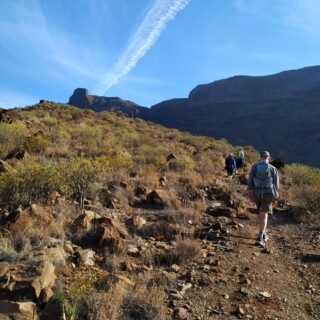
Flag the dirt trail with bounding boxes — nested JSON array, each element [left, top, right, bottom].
[[177, 184, 320, 320]]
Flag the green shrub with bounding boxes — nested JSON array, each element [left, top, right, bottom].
[[169, 155, 194, 172], [25, 134, 51, 153], [0, 121, 28, 159], [0, 160, 60, 212], [136, 144, 168, 169], [286, 164, 320, 217], [285, 164, 320, 186], [293, 184, 320, 215]]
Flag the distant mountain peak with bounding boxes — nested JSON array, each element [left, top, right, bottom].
[[68, 88, 149, 116]]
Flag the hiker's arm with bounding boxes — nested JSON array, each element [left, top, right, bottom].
[[273, 168, 280, 198], [247, 165, 255, 200]]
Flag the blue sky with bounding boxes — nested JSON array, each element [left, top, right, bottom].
[[1, 0, 320, 108]]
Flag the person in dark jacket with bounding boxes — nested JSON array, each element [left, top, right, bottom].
[[247, 151, 279, 245], [225, 153, 236, 177]]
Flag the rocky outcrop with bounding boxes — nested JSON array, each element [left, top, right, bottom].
[[0, 260, 56, 301], [0, 300, 37, 320], [68, 88, 149, 117]]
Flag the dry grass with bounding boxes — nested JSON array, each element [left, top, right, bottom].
[[155, 238, 201, 266], [79, 281, 167, 320], [119, 284, 167, 320]]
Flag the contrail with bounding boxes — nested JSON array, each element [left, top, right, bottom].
[[94, 0, 191, 95]]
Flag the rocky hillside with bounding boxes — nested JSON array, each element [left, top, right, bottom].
[[68, 66, 320, 167], [0, 103, 319, 320]]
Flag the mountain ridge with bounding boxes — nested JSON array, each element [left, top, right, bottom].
[[68, 66, 320, 166]]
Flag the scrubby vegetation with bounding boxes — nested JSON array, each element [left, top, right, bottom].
[[0, 102, 257, 216], [284, 164, 320, 221], [0, 102, 318, 319]]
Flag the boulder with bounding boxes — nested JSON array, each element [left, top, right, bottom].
[[173, 307, 188, 319], [74, 248, 95, 266], [119, 181, 128, 189], [167, 153, 177, 162], [38, 287, 54, 304], [159, 176, 167, 186], [1, 209, 31, 236], [98, 188, 115, 208], [129, 171, 138, 178], [127, 245, 140, 257], [42, 298, 63, 320], [0, 301, 37, 320], [72, 210, 101, 234], [134, 186, 148, 197], [0, 263, 10, 278], [127, 216, 147, 229], [81, 217, 128, 253], [44, 246, 68, 267], [4, 148, 26, 161], [146, 190, 167, 207], [0, 261, 56, 301], [96, 218, 128, 252], [205, 206, 237, 218]]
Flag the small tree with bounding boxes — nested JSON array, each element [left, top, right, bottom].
[[63, 157, 102, 212]]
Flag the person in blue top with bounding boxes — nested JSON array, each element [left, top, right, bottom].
[[236, 149, 245, 171], [247, 151, 279, 245], [225, 153, 236, 177]]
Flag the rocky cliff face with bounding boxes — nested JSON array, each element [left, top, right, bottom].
[[146, 66, 320, 166], [68, 66, 320, 166], [68, 88, 149, 117]]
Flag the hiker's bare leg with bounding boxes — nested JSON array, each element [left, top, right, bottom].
[[259, 212, 268, 234]]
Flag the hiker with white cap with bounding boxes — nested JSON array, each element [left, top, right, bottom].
[[247, 151, 279, 245], [225, 153, 236, 177]]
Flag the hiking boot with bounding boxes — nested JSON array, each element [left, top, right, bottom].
[[256, 232, 264, 245], [263, 233, 269, 242]]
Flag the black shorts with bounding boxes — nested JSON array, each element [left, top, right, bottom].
[[236, 158, 243, 168], [226, 167, 234, 176]]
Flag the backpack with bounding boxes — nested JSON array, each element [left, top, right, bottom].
[[253, 162, 272, 189], [226, 156, 235, 168]]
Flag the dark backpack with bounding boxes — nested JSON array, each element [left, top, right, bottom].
[[226, 156, 235, 168]]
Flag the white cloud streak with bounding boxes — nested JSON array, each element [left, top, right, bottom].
[[0, 0, 103, 81], [93, 0, 191, 95]]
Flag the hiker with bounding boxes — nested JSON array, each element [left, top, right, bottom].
[[225, 153, 236, 177], [236, 149, 245, 171], [247, 151, 279, 245]]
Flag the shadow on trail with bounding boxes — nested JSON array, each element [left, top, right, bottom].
[[229, 234, 258, 247], [230, 234, 256, 241], [269, 208, 301, 227]]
